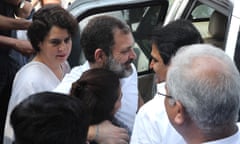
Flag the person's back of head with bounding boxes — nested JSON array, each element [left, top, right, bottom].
[[10, 92, 90, 144], [70, 68, 121, 124], [80, 15, 131, 63], [166, 44, 240, 141], [151, 19, 203, 65]]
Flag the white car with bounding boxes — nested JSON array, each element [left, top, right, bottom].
[[165, 0, 240, 71]]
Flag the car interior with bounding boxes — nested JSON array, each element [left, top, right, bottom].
[[187, 4, 228, 50], [204, 10, 227, 49]]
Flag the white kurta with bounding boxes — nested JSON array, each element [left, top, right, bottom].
[[4, 61, 69, 144], [54, 61, 138, 132], [130, 82, 185, 144], [202, 124, 240, 144]]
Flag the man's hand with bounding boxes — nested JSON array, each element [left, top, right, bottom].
[[89, 120, 129, 144], [15, 39, 35, 56]]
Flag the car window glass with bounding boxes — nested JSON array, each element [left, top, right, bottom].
[[190, 5, 214, 39], [167, 0, 175, 13], [187, 3, 227, 50], [78, 5, 165, 73], [192, 5, 214, 19]]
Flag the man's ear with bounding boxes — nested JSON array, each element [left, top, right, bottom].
[[94, 48, 107, 63], [173, 101, 185, 125]]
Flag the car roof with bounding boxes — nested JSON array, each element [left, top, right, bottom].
[[68, 0, 168, 21]]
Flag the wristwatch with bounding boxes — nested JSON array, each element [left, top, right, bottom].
[[18, 0, 26, 9]]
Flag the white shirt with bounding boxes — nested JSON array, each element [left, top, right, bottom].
[[130, 82, 185, 144], [202, 124, 240, 144], [54, 61, 138, 132], [4, 61, 69, 144], [53, 61, 90, 94]]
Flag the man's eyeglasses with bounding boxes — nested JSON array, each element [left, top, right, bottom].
[[157, 92, 173, 99]]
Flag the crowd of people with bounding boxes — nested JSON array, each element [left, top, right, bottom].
[[1, 0, 240, 144]]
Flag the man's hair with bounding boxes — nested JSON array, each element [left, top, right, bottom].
[[151, 19, 203, 65], [80, 15, 131, 63], [27, 4, 78, 51], [10, 92, 90, 144], [70, 68, 120, 124], [167, 44, 240, 135]]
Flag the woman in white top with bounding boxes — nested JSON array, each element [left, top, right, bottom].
[[4, 5, 78, 144]]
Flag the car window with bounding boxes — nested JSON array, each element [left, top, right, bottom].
[[78, 5, 166, 73], [184, 3, 227, 50], [190, 5, 214, 39], [167, 0, 175, 13], [192, 5, 214, 19]]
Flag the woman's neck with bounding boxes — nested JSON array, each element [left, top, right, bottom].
[[33, 55, 64, 80]]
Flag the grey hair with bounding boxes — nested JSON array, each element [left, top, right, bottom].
[[166, 44, 240, 135]]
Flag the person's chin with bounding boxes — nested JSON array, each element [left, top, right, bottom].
[[126, 62, 132, 67], [123, 68, 133, 78]]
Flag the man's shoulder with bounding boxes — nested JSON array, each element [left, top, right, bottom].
[[53, 62, 90, 94], [137, 96, 165, 118]]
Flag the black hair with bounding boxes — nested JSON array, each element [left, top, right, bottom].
[[151, 19, 203, 65], [80, 15, 130, 63], [70, 68, 120, 124], [27, 4, 78, 52], [11, 92, 90, 144]]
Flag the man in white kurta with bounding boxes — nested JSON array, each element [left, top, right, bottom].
[[130, 19, 203, 143], [54, 61, 138, 132], [202, 127, 240, 144], [130, 83, 185, 144]]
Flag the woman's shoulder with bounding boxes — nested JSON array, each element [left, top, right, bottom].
[[14, 61, 53, 82], [17, 61, 50, 74]]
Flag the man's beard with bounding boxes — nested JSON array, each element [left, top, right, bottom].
[[106, 56, 133, 78]]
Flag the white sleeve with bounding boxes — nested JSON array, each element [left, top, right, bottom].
[[53, 65, 87, 94], [130, 101, 162, 144]]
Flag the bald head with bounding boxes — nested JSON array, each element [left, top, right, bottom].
[[191, 55, 229, 87], [166, 44, 240, 134]]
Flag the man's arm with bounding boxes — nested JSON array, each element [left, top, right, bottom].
[[88, 120, 129, 144], [0, 15, 31, 30], [31, 0, 39, 7], [0, 35, 34, 56], [15, 0, 33, 19], [4, 0, 21, 6]]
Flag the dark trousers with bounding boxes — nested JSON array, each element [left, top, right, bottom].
[[0, 55, 19, 144]]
